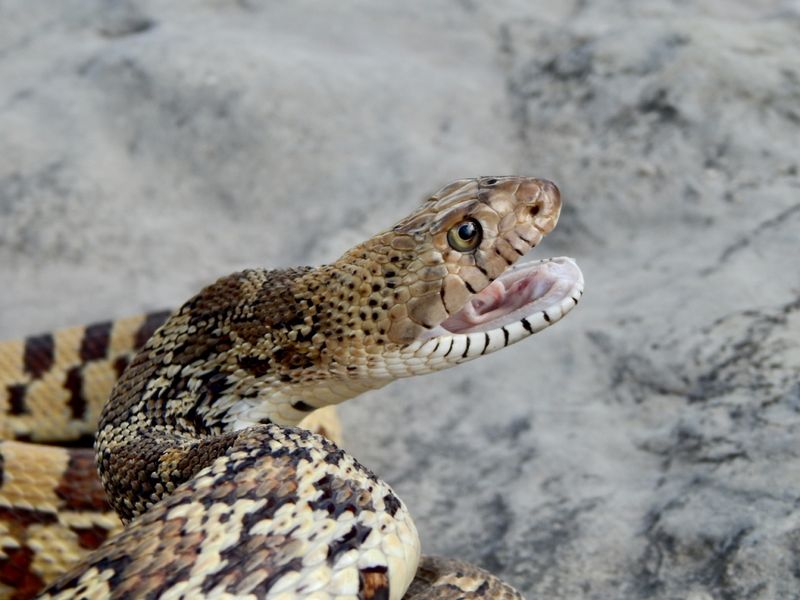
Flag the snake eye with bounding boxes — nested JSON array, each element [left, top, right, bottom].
[[447, 219, 482, 252]]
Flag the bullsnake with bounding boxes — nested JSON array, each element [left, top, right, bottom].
[[0, 176, 584, 599]]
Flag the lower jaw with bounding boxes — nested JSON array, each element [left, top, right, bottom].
[[387, 257, 584, 373]]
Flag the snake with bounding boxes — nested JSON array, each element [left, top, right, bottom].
[[0, 176, 584, 599]]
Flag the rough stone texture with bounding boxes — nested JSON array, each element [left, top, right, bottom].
[[1, 1, 799, 598]]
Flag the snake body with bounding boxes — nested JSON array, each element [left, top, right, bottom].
[[0, 176, 583, 599]]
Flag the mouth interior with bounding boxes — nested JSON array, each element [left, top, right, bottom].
[[434, 257, 583, 336]]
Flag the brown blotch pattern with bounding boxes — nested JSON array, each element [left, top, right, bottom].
[[54, 449, 110, 513], [23, 334, 54, 380], [79, 322, 113, 363]]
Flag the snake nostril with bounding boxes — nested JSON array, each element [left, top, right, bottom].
[[530, 204, 541, 217]]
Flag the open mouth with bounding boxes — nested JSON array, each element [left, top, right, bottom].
[[441, 257, 583, 334], [411, 257, 584, 360]]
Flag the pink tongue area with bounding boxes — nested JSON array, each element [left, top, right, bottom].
[[424, 258, 582, 338], [440, 272, 550, 334]]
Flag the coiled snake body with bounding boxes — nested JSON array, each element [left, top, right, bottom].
[[0, 177, 584, 599]]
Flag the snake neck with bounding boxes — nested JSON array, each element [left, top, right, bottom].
[[100, 266, 399, 438], [94, 261, 414, 520]]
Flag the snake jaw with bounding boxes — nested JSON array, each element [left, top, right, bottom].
[[399, 256, 584, 370], [436, 257, 583, 335]]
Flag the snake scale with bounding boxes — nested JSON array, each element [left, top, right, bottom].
[[0, 176, 584, 599]]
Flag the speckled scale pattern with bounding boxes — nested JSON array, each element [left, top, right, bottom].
[[43, 427, 418, 599]]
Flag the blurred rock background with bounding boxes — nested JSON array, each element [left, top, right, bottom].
[[1, 1, 799, 597]]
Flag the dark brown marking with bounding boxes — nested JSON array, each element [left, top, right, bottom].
[[64, 366, 86, 420], [359, 565, 390, 600], [481, 332, 490, 355], [329, 523, 373, 563], [113, 355, 130, 378], [237, 354, 271, 377], [0, 506, 58, 528], [229, 270, 312, 346], [324, 447, 346, 466], [79, 321, 113, 362], [543, 311, 551, 322], [382, 493, 401, 517], [56, 433, 96, 449], [0, 546, 46, 599], [502, 326, 510, 346], [462, 336, 471, 358], [54, 448, 111, 512], [310, 475, 370, 520], [443, 338, 455, 358], [23, 333, 54, 379], [7, 384, 27, 416], [73, 525, 111, 550], [521, 318, 533, 333], [292, 401, 315, 412], [134, 310, 171, 349]]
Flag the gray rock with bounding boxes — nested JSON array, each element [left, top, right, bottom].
[[1, 1, 798, 598]]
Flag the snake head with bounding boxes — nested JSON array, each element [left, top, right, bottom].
[[336, 176, 584, 374]]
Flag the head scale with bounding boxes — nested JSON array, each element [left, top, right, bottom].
[[329, 176, 563, 349]]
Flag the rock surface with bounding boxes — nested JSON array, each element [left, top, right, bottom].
[[1, 1, 799, 598]]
